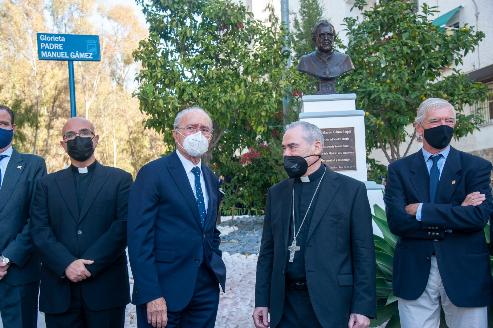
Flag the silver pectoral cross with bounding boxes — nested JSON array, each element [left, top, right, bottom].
[[288, 239, 301, 263]]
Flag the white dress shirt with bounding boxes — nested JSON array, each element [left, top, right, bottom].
[[176, 150, 209, 211]]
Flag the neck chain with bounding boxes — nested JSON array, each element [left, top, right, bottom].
[[288, 166, 326, 262]]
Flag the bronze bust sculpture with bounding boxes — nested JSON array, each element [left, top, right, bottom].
[[297, 20, 354, 94]]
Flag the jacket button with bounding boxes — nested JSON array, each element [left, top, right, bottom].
[[77, 230, 83, 235]]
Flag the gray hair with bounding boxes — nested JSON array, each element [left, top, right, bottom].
[[173, 106, 213, 129], [415, 98, 456, 124], [285, 121, 324, 148]]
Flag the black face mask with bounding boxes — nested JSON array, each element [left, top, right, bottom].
[[423, 125, 454, 150], [283, 155, 321, 179], [67, 136, 95, 162]]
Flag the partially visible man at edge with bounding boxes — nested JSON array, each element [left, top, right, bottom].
[[0, 105, 46, 328]]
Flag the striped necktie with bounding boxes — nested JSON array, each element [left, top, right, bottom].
[[191, 166, 207, 226], [429, 154, 442, 203]]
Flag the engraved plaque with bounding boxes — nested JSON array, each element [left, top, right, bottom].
[[321, 127, 356, 171]]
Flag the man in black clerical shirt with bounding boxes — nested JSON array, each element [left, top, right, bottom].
[[253, 121, 375, 328], [297, 20, 354, 94], [31, 117, 132, 328]]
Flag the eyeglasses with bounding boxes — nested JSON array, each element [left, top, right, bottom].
[[176, 124, 213, 136], [63, 128, 94, 141]]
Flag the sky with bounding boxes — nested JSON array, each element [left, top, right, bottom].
[[106, 0, 146, 26]]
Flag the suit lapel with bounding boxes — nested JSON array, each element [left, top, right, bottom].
[[79, 162, 109, 222], [0, 150, 24, 211], [306, 168, 341, 242], [55, 168, 79, 222], [202, 165, 217, 229], [409, 150, 430, 202], [436, 147, 462, 204], [167, 152, 202, 228], [279, 179, 294, 252]]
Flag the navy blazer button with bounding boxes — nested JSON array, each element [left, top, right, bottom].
[[77, 230, 83, 235]]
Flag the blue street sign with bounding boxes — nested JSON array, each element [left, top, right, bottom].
[[37, 33, 101, 62], [37, 33, 101, 117]]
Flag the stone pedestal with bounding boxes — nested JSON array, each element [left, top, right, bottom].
[[299, 93, 384, 236], [300, 93, 367, 181]]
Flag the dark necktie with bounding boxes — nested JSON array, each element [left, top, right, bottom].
[[429, 154, 442, 203], [0, 155, 8, 188], [191, 166, 206, 226]]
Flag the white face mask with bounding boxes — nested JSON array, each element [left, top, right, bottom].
[[182, 132, 209, 157]]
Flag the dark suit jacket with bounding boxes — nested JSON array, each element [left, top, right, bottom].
[[255, 167, 376, 328], [128, 151, 226, 311], [0, 149, 46, 286], [30, 162, 132, 313], [385, 147, 493, 307]]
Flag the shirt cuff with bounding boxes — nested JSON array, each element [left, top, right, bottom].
[[416, 203, 423, 221]]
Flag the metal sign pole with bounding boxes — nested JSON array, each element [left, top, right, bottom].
[[68, 60, 77, 117]]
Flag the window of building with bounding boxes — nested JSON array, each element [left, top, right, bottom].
[[473, 83, 493, 126]]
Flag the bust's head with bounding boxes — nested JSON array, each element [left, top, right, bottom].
[[312, 20, 335, 54]]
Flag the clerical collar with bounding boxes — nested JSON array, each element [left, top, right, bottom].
[[71, 161, 97, 174], [298, 164, 325, 183], [316, 49, 334, 63]]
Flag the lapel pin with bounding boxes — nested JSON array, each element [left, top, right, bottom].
[[17, 165, 22, 170], [451, 180, 456, 185]]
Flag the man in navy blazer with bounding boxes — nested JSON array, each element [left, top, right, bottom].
[[128, 106, 226, 328], [0, 105, 46, 328], [385, 98, 493, 327]]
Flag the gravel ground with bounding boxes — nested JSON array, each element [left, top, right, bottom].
[[218, 215, 264, 255]]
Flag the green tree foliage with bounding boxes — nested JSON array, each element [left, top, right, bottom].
[[292, 0, 323, 59], [134, 0, 293, 212], [340, 0, 489, 163]]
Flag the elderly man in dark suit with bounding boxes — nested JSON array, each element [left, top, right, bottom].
[[128, 106, 225, 328], [0, 105, 46, 328], [30, 117, 132, 328], [385, 98, 493, 327], [253, 121, 375, 328]]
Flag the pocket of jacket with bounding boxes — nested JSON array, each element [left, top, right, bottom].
[[337, 273, 353, 286], [155, 249, 176, 263]]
